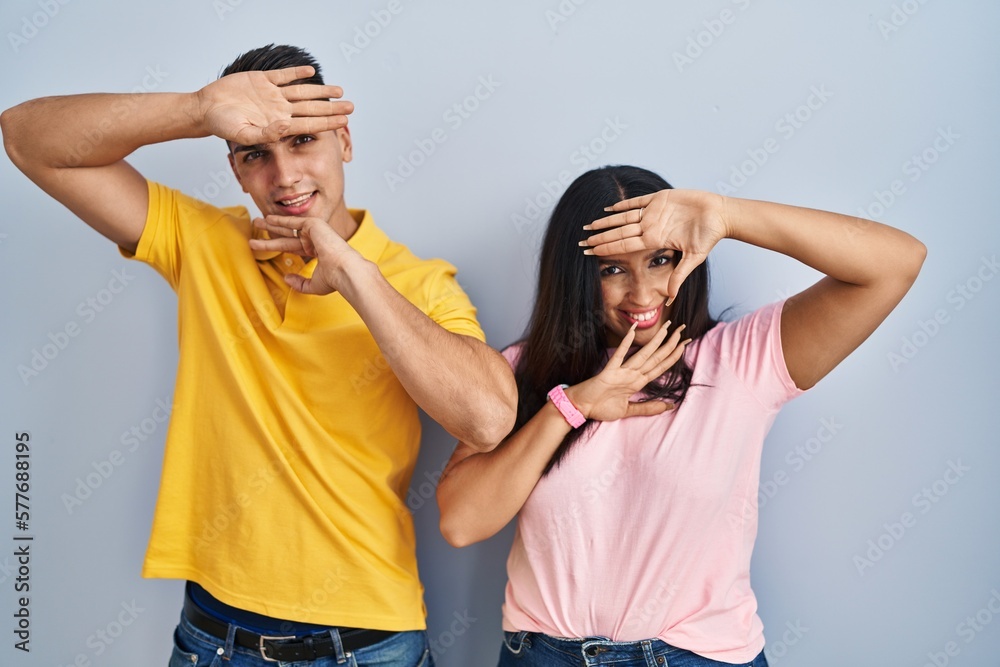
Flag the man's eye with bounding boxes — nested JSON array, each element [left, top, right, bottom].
[[295, 135, 315, 145], [244, 151, 263, 163]]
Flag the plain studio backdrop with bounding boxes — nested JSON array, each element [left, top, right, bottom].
[[1, 1, 998, 666]]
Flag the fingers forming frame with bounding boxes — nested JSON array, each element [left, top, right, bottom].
[[607, 322, 639, 368]]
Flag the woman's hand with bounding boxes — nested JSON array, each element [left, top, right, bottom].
[[566, 320, 690, 421], [582, 189, 731, 303]]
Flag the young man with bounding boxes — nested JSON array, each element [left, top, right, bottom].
[[1, 44, 516, 666]]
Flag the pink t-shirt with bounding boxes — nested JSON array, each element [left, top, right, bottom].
[[501, 300, 804, 663]]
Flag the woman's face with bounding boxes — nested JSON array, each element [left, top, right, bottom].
[[598, 247, 677, 347]]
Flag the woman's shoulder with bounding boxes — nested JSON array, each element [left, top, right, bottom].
[[500, 341, 525, 369]]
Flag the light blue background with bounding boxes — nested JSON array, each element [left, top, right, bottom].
[[1, 1, 998, 665]]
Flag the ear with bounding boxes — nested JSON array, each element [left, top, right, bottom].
[[227, 150, 248, 193], [337, 127, 353, 163]]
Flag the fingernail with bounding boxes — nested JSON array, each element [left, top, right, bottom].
[[665, 297, 675, 307], [663, 320, 672, 328], [583, 249, 594, 256], [582, 224, 592, 231], [603, 206, 613, 212], [578, 240, 589, 247]]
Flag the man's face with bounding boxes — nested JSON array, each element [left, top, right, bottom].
[[227, 127, 353, 224]]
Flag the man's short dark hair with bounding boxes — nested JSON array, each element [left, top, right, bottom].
[[220, 43, 324, 85]]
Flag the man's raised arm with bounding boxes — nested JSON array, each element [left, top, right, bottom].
[[1, 66, 351, 254]]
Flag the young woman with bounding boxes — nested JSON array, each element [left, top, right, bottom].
[[436, 165, 925, 666]]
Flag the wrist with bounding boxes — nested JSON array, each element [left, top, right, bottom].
[[184, 91, 212, 138], [561, 384, 592, 421], [548, 385, 587, 428], [719, 193, 743, 241], [334, 254, 379, 301]]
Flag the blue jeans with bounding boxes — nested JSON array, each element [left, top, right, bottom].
[[168, 612, 433, 667], [498, 631, 768, 667]]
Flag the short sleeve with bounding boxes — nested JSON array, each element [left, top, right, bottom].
[[704, 300, 804, 411], [424, 260, 486, 343], [500, 343, 523, 370], [118, 180, 235, 291]]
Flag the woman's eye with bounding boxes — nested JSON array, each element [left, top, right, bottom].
[[651, 255, 674, 267], [600, 266, 622, 277]]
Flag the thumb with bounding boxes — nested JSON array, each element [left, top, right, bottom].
[[624, 400, 671, 418], [285, 274, 312, 294], [667, 254, 702, 305]]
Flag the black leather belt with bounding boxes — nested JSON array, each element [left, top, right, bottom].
[[182, 594, 396, 661]]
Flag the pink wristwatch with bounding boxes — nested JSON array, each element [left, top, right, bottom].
[[547, 384, 586, 428]]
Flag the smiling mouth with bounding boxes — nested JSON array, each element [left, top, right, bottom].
[[620, 305, 663, 328], [276, 191, 317, 208]]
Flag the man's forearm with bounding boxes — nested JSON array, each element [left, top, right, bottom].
[[2, 92, 205, 171], [339, 261, 517, 451]]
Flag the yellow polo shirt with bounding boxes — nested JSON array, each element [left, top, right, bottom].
[[122, 180, 484, 630]]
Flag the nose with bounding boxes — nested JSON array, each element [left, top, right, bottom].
[[269, 149, 302, 189], [627, 275, 661, 308]]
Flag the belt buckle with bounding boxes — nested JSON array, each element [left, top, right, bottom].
[[259, 634, 296, 662]]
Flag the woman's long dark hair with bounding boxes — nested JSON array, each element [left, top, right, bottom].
[[511, 165, 717, 474]]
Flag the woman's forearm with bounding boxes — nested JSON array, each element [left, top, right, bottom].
[[724, 196, 926, 288], [437, 400, 573, 548]]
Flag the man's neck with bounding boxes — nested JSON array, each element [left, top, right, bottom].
[[329, 204, 360, 241]]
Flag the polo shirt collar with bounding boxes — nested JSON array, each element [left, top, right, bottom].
[[252, 209, 388, 267]]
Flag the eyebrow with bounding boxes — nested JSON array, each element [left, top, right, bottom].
[[231, 135, 299, 154], [597, 248, 675, 265]]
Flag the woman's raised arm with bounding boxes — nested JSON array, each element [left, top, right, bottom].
[[585, 190, 926, 389]]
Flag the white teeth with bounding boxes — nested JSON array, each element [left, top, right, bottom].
[[279, 193, 312, 206], [628, 309, 658, 322]]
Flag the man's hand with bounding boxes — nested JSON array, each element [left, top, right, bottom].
[[249, 214, 366, 295], [197, 66, 353, 145]]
